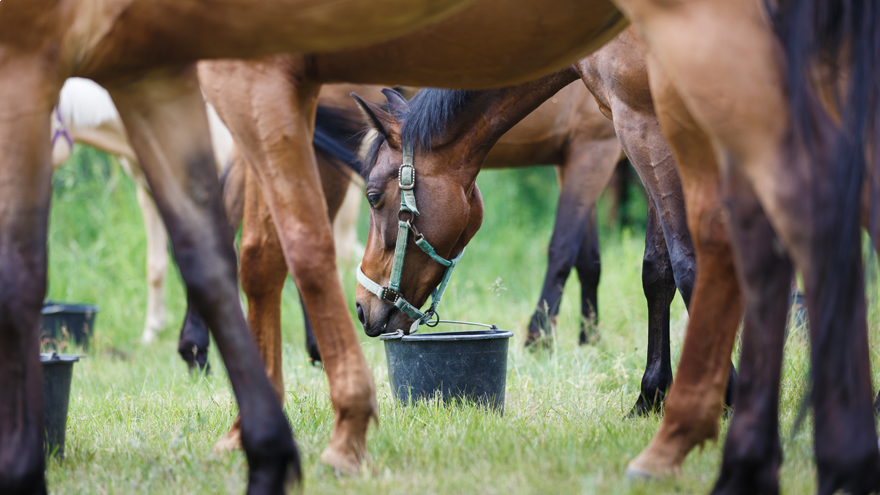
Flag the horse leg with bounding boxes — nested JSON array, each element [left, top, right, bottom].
[[215, 165, 290, 451], [108, 66, 299, 491], [525, 138, 620, 347], [200, 57, 376, 474], [626, 59, 743, 478], [611, 98, 737, 417], [629, 199, 675, 416], [710, 147, 790, 495], [176, 147, 248, 372], [574, 205, 601, 345], [301, 297, 322, 363], [135, 180, 169, 344], [0, 62, 55, 495]]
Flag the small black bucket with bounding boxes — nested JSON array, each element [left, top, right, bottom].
[[41, 352, 80, 459], [383, 326, 513, 413], [41, 301, 99, 350]]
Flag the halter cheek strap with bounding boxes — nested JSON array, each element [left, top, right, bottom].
[[356, 142, 465, 335]]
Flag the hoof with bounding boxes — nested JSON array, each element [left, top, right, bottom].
[[141, 330, 158, 345], [213, 423, 242, 454], [306, 343, 322, 363], [626, 445, 682, 481], [524, 332, 553, 350], [625, 465, 656, 481], [320, 444, 365, 476], [627, 393, 665, 419], [578, 322, 600, 346]]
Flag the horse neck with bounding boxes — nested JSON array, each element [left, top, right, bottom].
[[434, 68, 580, 183]]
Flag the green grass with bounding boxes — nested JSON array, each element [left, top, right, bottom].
[[42, 146, 868, 494]]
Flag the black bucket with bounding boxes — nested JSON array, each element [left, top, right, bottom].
[[383, 327, 513, 413], [41, 352, 80, 459], [41, 301, 99, 350]]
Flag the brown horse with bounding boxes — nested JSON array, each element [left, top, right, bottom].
[[218, 81, 618, 369], [354, 29, 735, 417], [2, 0, 630, 491]]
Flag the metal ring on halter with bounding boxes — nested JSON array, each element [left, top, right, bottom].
[[398, 209, 415, 223], [424, 309, 440, 327]]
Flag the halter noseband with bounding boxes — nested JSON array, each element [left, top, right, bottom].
[[356, 143, 464, 336]]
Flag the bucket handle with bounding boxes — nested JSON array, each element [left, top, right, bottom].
[[379, 320, 499, 340]]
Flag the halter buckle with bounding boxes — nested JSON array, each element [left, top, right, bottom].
[[398, 164, 415, 190], [380, 287, 400, 304]]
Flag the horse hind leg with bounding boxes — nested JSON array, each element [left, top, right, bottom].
[[109, 66, 299, 491], [214, 169, 290, 452], [629, 199, 675, 416], [627, 59, 743, 479], [574, 205, 601, 345], [711, 161, 790, 495], [526, 139, 619, 348]]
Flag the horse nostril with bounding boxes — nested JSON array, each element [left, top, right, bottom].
[[356, 303, 367, 327]]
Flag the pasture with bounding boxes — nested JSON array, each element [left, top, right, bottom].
[[44, 145, 857, 494]]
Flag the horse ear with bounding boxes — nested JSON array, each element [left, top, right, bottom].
[[351, 93, 398, 142], [381, 88, 408, 117]]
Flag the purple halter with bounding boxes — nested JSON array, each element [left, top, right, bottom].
[[52, 106, 74, 151]]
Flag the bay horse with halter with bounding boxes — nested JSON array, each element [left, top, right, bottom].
[[352, 30, 735, 418]]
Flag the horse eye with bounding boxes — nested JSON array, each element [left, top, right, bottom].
[[367, 192, 383, 207]]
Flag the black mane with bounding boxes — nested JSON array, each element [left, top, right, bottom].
[[400, 89, 476, 152]]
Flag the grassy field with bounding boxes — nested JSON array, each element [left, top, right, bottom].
[[41, 145, 873, 494]]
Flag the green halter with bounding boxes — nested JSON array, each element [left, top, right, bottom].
[[356, 143, 465, 336]]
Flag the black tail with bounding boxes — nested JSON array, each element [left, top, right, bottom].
[[313, 104, 368, 179], [773, 0, 880, 487], [773, 0, 879, 348]]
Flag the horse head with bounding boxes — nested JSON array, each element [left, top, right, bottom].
[[353, 89, 484, 337]]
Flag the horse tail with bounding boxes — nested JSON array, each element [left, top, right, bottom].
[[773, 0, 879, 421], [313, 104, 368, 179]]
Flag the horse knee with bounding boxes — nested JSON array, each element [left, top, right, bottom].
[[287, 232, 337, 295]]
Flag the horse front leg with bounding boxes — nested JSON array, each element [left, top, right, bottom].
[[108, 65, 299, 492], [200, 57, 376, 474], [0, 58, 57, 495]]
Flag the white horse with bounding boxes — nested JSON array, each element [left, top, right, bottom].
[[50, 78, 363, 345]]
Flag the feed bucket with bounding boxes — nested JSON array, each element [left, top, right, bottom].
[[41, 301, 99, 349], [41, 352, 80, 459], [383, 327, 513, 413]]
